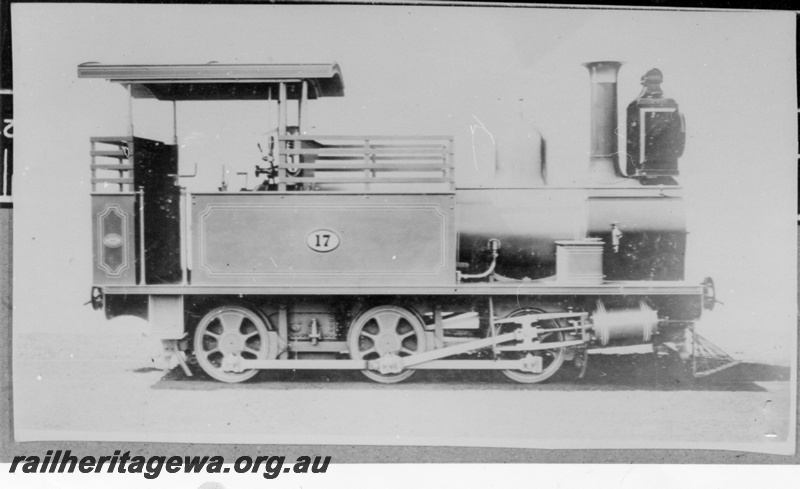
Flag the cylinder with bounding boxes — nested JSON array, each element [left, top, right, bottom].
[[583, 61, 624, 183], [592, 302, 658, 346]]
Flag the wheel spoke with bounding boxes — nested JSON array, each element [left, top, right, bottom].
[[359, 346, 377, 357], [218, 312, 245, 333], [202, 347, 221, 357], [374, 311, 401, 334], [398, 330, 415, 341], [399, 346, 416, 355], [360, 330, 377, 341], [241, 330, 259, 341], [203, 330, 221, 340]]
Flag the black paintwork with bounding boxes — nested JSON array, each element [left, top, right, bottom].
[[625, 69, 685, 179], [132, 137, 182, 284], [590, 230, 686, 281]]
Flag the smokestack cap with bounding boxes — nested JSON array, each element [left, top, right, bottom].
[[582, 61, 623, 83]]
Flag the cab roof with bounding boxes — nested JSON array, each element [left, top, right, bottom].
[[77, 62, 344, 101]]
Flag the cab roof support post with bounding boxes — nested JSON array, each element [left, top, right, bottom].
[[172, 101, 178, 145], [137, 187, 146, 285], [299, 80, 308, 134], [277, 82, 287, 191], [278, 82, 287, 135], [127, 84, 134, 137]]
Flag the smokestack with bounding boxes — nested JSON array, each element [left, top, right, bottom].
[[583, 61, 624, 184]]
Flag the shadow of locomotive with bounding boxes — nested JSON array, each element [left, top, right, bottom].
[[152, 354, 790, 392], [579, 354, 790, 392]]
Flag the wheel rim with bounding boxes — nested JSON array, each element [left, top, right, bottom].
[[495, 308, 566, 384], [347, 305, 426, 384], [193, 305, 269, 383]]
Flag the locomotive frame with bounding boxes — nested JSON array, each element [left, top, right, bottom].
[[79, 60, 715, 384]]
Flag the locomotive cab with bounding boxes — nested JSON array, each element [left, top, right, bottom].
[[80, 62, 346, 285]]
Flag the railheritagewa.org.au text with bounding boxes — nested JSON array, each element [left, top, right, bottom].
[[9, 450, 331, 479]]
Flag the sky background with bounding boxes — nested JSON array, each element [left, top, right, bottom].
[[10, 4, 797, 367]]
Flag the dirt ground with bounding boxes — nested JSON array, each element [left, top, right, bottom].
[[11, 319, 794, 454]]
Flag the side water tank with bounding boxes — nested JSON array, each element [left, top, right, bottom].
[[625, 68, 685, 184]]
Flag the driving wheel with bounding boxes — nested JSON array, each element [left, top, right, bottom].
[[193, 305, 270, 383], [494, 308, 566, 384], [347, 305, 426, 384]]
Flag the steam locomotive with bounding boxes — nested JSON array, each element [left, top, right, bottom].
[[80, 60, 716, 383]]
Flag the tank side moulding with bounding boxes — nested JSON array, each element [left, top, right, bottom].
[[191, 193, 456, 286]]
